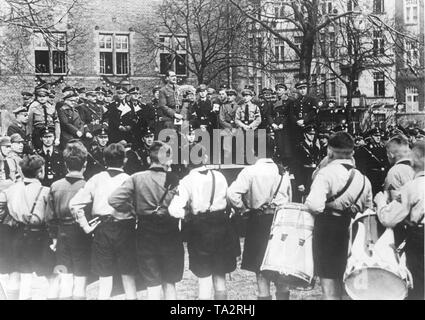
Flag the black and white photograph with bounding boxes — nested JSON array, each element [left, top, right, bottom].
[[0, 0, 424, 304]]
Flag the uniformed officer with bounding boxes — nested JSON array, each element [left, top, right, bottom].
[[318, 129, 330, 161], [271, 83, 295, 167], [294, 125, 320, 201], [9, 134, 25, 161], [28, 84, 61, 150], [130, 87, 156, 145], [235, 89, 261, 132], [0, 136, 22, 188], [95, 87, 107, 109], [35, 126, 66, 187], [354, 128, 389, 195], [158, 70, 184, 130], [291, 80, 319, 143], [58, 92, 91, 148], [77, 87, 87, 105], [124, 127, 154, 175], [55, 86, 76, 112], [7, 106, 33, 154], [190, 84, 215, 131], [219, 89, 238, 132], [104, 89, 114, 105], [85, 126, 109, 180], [79, 89, 106, 146], [107, 86, 137, 144], [21, 91, 34, 110], [146, 86, 161, 136], [258, 88, 273, 131], [305, 132, 373, 300]]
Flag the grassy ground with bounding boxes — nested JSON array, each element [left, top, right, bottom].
[[24, 239, 322, 300]]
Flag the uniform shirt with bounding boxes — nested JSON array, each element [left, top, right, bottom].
[[169, 167, 228, 219], [158, 84, 181, 119], [227, 158, 292, 210], [36, 146, 66, 187], [383, 158, 415, 193], [27, 101, 60, 136], [79, 101, 105, 134], [0, 178, 51, 225], [46, 172, 86, 238], [305, 159, 373, 214], [108, 165, 179, 217], [69, 168, 132, 220], [58, 105, 86, 142], [377, 171, 424, 227], [220, 102, 239, 130], [234, 102, 261, 130]]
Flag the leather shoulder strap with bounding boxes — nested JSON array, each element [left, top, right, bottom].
[[208, 170, 216, 210], [326, 169, 356, 204]]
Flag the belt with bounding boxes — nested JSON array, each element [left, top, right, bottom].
[[95, 215, 120, 223], [323, 208, 345, 218], [60, 218, 77, 226], [197, 209, 226, 217], [19, 224, 44, 232]]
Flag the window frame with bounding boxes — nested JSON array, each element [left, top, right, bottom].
[[405, 0, 419, 24], [98, 33, 130, 76], [373, 72, 385, 97], [158, 34, 188, 76], [373, 0, 385, 14], [405, 87, 419, 112], [34, 31, 67, 75], [372, 30, 385, 56]]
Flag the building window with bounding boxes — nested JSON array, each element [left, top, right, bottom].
[[373, 72, 385, 97], [99, 33, 129, 75], [405, 40, 420, 67], [405, 0, 418, 24], [294, 35, 302, 51], [347, 0, 359, 11], [274, 38, 285, 62], [159, 35, 187, 76], [329, 31, 336, 57], [329, 77, 336, 98], [373, 0, 384, 13], [34, 32, 67, 74], [373, 30, 385, 55], [405, 87, 419, 112], [321, 0, 333, 14]]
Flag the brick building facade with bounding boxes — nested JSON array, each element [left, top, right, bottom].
[[0, 0, 195, 114]]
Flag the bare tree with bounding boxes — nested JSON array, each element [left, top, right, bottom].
[[135, 0, 271, 85], [228, 0, 356, 81]]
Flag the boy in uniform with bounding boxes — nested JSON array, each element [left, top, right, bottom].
[[46, 141, 91, 300], [69, 143, 137, 300], [0, 155, 58, 300], [108, 141, 184, 300]]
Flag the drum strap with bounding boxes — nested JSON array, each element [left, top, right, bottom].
[[208, 170, 216, 212], [326, 168, 356, 204], [269, 175, 284, 205]]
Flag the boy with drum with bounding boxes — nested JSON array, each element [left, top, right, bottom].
[[227, 152, 292, 300], [305, 132, 373, 300], [375, 140, 424, 300]]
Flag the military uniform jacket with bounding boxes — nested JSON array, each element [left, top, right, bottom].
[[35, 147, 66, 187], [158, 84, 181, 121], [136, 102, 156, 131], [294, 141, 320, 187], [258, 100, 273, 129], [107, 99, 136, 143], [7, 122, 33, 154], [354, 140, 389, 180], [84, 144, 107, 180], [58, 105, 86, 143], [235, 102, 262, 130], [27, 101, 61, 138], [291, 95, 319, 127], [219, 102, 239, 130], [190, 99, 216, 127], [124, 145, 151, 175], [79, 101, 105, 134]]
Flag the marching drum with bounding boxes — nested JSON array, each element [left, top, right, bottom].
[[344, 210, 413, 300], [260, 203, 315, 288]]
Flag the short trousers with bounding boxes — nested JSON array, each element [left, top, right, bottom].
[[136, 215, 184, 287], [91, 219, 137, 277], [313, 214, 351, 280], [186, 211, 239, 278], [56, 224, 91, 276], [241, 211, 274, 273], [13, 226, 56, 276]]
